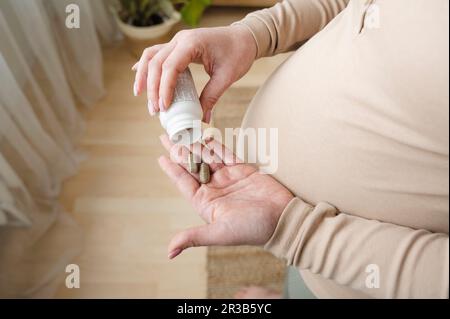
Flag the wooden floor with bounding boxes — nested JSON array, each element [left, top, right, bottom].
[[56, 7, 288, 298]]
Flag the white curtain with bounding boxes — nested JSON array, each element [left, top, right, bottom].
[[0, 0, 120, 297]]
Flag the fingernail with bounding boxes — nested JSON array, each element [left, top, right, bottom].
[[168, 248, 182, 259], [147, 100, 155, 116], [159, 97, 166, 111], [133, 82, 138, 97]]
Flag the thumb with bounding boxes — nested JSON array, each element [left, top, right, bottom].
[[168, 224, 224, 259], [199, 73, 231, 123]]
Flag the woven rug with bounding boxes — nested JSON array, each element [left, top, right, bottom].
[[207, 86, 286, 299]]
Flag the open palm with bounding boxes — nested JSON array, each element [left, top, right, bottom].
[[158, 135, 293, 259]]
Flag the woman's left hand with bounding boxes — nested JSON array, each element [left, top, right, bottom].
[[158, 135, 293, 259]]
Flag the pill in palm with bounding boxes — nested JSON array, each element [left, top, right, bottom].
[[188, 153, 199, 174], [199, 162, 210, 184]]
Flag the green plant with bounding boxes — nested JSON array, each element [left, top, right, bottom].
[[118, 0, 211, 27], [175, 0, 211, 27]]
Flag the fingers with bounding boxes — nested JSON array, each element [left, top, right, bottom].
[[134, 45, 161, 96], [199, 72, 231, 123], [160, 135, 201, 180], [147, 44, 175, 114], [205, 138, 242, 165], [160, 134, 183, 157], [159, 43, 197, 111], [134, 31, 226, 118], [161, 133, 224, 173], [160, 132, 240, 173], [157, 155, 199, 200], [168, 223, 225, 258], [160, 132, 241, 170], [190, 142, 224, 173]]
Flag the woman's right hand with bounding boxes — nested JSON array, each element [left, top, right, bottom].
[[133, 25, 257, 122]]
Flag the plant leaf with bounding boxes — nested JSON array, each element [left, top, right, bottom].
[[160, 0, 175, 17], [180, 0, 210, 26]]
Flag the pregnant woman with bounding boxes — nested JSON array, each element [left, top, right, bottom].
[[133, 0, 449, 298]]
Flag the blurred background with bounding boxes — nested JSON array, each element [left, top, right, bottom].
[[0, 0, 291, 298]]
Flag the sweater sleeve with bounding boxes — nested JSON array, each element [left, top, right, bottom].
[[233, 0, 349, 58], [265, 197, 449, 298]]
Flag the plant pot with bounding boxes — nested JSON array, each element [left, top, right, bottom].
[[113, 10, 181, 58], [114, 11, 181, 40]]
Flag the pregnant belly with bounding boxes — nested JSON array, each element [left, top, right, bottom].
[[239, 46, 448, 233]]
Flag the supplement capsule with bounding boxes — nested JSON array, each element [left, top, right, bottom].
[[199, 162, 210, 184], [188, 153, 199, 174]]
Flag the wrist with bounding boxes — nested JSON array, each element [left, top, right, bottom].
[[262, 193, 295, 246], [229, 23, 258, 61]]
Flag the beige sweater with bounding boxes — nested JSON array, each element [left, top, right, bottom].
[[236, 0, 449, 298]]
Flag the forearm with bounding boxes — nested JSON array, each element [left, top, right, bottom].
[[266, 197, 449, 298], [233, 0, 349, 58]]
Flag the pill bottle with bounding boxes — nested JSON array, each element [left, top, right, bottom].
[[159, 68, 203, 146]]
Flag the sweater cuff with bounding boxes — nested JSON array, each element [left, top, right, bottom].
[[264, 197, 337, 265], [231, 14, 272, 59]]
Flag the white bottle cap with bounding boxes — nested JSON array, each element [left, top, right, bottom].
[[159, 99, 203, 146], [159, 68, 203, 146]]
